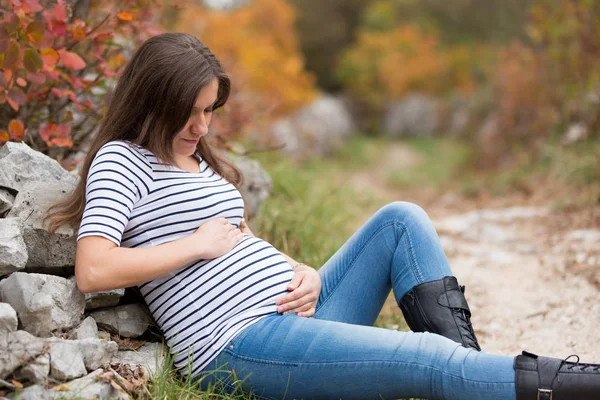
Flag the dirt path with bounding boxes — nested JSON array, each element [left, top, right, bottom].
[[347, 142, 600, 362]]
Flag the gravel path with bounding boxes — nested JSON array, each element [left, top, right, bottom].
[[435, 207, 600, 362]]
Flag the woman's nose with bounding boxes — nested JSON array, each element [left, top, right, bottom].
[[191, 116, 209, 135]]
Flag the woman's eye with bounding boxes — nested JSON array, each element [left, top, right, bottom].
[[205, 109, 213, 113]]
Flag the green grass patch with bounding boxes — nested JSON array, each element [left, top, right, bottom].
[[250, 144, 379, 268], [386, 137, 473, 190]]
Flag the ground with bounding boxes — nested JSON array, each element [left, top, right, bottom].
[[346, 141, 600, 363]]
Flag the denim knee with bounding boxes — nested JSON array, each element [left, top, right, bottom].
[[377, 201, 431, 226]]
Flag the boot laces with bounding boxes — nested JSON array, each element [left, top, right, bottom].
[[454, 286, 479, 347], [563, 354, 600, 373]]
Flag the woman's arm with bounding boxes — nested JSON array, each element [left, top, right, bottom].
[[76, 217, 243, 293], [76, 235, 201, 293]]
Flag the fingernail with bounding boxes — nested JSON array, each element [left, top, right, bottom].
[[277, 307, 283, 313]]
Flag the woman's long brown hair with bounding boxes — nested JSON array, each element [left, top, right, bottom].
[[44, 32, 244, 234]]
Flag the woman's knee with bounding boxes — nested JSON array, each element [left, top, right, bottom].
[[376, 201, 431, 226]]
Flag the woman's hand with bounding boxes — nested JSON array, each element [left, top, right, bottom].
[[191, 217, 244, 259], [276, 265, 321, 317]]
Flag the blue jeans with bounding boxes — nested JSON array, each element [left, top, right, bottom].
[[195, 202, 516, 400]]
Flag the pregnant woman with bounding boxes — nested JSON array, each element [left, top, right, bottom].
[[45, 32, 600, 400]]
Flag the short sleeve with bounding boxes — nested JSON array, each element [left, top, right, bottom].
[[77, 141, 150, 246]]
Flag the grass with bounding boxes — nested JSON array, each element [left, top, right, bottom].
[[385, 137, 473, 191]]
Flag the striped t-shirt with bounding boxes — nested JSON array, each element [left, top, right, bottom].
[[77, 140, 294, 377]]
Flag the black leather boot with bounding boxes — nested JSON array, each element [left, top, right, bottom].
[[515, 351, 600, 399], [399, 276, 481, 351]]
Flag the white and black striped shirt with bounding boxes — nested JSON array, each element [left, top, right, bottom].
[[77, 140, 294, 377]]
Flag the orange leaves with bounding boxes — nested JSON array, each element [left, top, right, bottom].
[[117, 12, 135, 21], [8, 120, 25, 141], [40, 48, 59, 69], [339, 24, 477, 113], [57, 48, 86, 70], [39, 122, 73, 147]]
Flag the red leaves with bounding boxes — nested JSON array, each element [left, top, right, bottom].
[[39, 122, 73, 147], [7, 88, 26, 111], [4, 40, 20, 69], [57, 48, 86, 70], [12, 0, 43, 13]]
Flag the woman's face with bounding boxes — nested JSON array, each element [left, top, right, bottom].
[[172, 77, 219, 158]]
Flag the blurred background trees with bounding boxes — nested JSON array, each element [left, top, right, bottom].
[[1, 0, 599, 180]]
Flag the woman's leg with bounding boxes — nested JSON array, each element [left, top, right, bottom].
[[197, 313, 516, 400], [313, 201, 451, 324]]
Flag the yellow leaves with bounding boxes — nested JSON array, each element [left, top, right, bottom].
[[40, 48, 59, 69], [339, 25, 476, 108], [176, 0, 316, 115]]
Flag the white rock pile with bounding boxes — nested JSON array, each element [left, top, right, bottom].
[[0, 142, 271, 399]]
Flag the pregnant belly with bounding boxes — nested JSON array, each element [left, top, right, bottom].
[[141, 235, 294, 323]]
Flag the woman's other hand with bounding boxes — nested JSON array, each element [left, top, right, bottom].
[[275, 264, 321, 317], [192, 217, 244, 259]]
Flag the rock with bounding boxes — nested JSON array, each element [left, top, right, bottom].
[[7, 181, 77, 269], [446, 94, 471, 134], [45, 337, 118, 371], [0, 330, 47, 379], [85, 289, 125, 310], [0, 188, 15, 217], [13, 354, 50, 384], [228, 155, 273, 219], [383, 94, 441, 138], [47, 340, 87, 380], [0, 142, 77, 194], [0, 302, 18, 334], [70, 316, 98, 340], [7, 384, 49, 400], [59, 369, 130, 399], [564, 229, 600, 245], [0, 218, 28, 276], [271, 95, 355, 158], [113, 342, 165, 376], [90, 303, 152, 338], [76, 338, 119, 370], [97, 330, 111, 341], [9, 369, 130, 400], [561, 123, 589, 145], [0, 273, 85, 336]]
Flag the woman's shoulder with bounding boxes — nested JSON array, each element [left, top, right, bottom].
[[94, 140, 154, 175]]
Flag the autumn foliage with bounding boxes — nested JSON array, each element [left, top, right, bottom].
[[0, 0, 176, 166], [177, 0, 317, 130], [494, 0, 600, 146], [338, 25, 477, 113]]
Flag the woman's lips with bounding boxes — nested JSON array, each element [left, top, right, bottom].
[[183, 138, 198, 144]]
